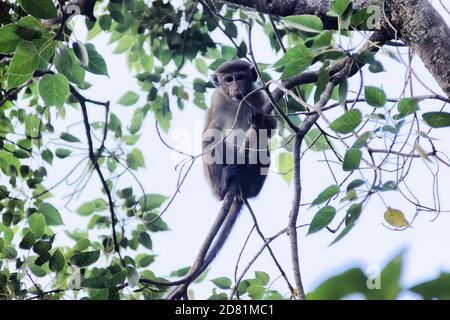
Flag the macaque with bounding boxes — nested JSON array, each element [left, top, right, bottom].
[[202, 60, 277, 201], [167, 61, 277, 298]]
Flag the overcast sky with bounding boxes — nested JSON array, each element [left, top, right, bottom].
[[48, 2, 450, 299]]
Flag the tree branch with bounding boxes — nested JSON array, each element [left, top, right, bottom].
[[384, 0, 450, 97], [218, 0, 377, 29]]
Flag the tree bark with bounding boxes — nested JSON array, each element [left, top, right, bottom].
[[385, 0, 450, 96], [218, 0, 377, 29]]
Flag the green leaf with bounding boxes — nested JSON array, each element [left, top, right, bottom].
[[99, 15, 112, 31], [18, 0, 57, 19], [209, 289, 228, 300], [38, 202, 63, 226], [0, 24, 22, 54], [369, 61, 384, 73], [274, 43, 314, 79], [410, 273, 450, 300], [211, 277, 232, 289], [118, 91, 139, 106], [122, 134, 140, 145], [343, 148, 362, 171], [308, 268, 367, 299], [347, 179, 365, 191], [38, 74, 70, 107], [106, 271, 127, 287], [108, 113, 122, 132], [338, 78, 348, 106], [314, 70, 329, 103], [138, 232, 152, 250], [54, 48, 86, 86], [276, 152, 293, 184], [60, 132, 81, 143], [397, 98, 419, 118], [304, 128, 332, 152], [76, 202, 96, 216], [126, 148, 145, 170], [30, 261, 47, 276], [329, 219, 356, 245], [311, 185, 340, 207], [282, 58, 314, 78], [55, 148, 72, 159], [171, 267, 190, 278], [328, 0, 351, 16], [28, 213, 46, 238], [329, 109, 362, 134], [83, 43, 109, 76], [345, 203, 362, 225], [365, 86, 387, 107], [423, 112, 450, 128], [42, 149, 53, 165], [127, 266, 140, 287], [7, 42, 39, 89], [312, 31, 333, 48], [282, 15, 324, 33], [273, 43, 313, 68], [19, 231, 36, 250], [33, 31, 56, 69], [81, 276, 108, 289], [247, 284, 265, 300], [129, 110, 144, 134], [142, 213, 169, 233], [366, 253, 403, 299], [255, 271, 270, 286], [139, 194, 168, 211], [352, 132, 372, 149], [136, 254, 155, 268], [49, 249, 65, 272], [2, 246, 18, 259], [73, 42, 89, 67], [13, 149, 31, 159], [308, 206, 336, 234], [17, 16, 42, 28], [70, 250, 100, 267], [195, 59, 209, 75]]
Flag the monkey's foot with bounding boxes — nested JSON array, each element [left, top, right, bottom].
[[218, 165, 241, 200]]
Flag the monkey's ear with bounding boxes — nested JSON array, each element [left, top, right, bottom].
[[212, 74, 220, 87], [250, 67, 257, 82]]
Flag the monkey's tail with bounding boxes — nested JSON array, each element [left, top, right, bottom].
[[194, 197, 243, 278]]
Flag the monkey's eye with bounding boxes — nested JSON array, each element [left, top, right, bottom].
[[235, 74, 244, 80], [224, 76, 234, 83]]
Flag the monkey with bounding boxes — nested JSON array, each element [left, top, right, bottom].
[[200, 60, 276, 269], [202, 59, 277, 201], [167, 60, 277, 299]]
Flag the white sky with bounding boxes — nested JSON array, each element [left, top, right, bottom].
[[45, 1, 450, 299]]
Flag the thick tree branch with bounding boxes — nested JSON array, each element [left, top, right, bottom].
[[384, 0, 450, 97], [218, 0, 377, 29]]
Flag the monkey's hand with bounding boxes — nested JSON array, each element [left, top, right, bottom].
[[218, 165, 241, 200]]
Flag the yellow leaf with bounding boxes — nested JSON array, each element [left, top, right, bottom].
[[414, 143, 431, 162], [384, 207, 411, 228]]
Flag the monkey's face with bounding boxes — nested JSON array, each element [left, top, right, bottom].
[[218, 72, 253, 101]]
